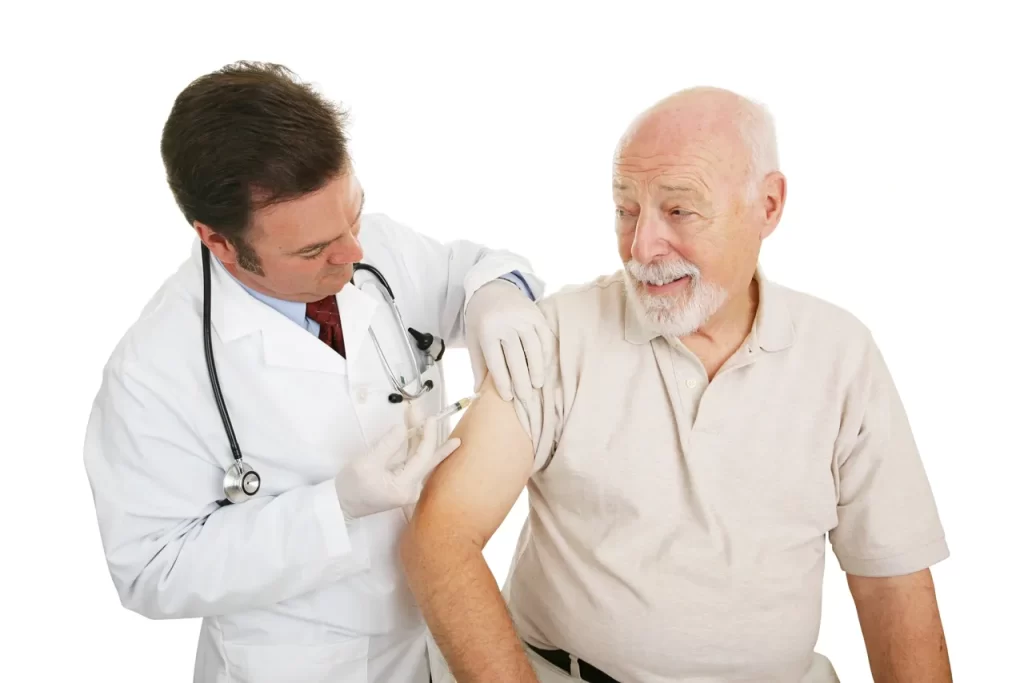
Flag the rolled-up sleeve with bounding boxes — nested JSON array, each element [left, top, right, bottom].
[[829, 335, 949, 577]]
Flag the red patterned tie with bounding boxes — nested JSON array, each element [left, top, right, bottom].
[[305, 295, 346, 357]]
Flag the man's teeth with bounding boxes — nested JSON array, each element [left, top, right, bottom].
[[646, 275, 687, 286]]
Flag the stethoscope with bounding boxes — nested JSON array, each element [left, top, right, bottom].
[[201, 244, 445, 505]]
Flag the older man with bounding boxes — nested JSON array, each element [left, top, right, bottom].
[[400, 87, 951, 683]]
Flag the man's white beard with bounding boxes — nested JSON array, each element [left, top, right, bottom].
[[623, 259, 730, 338]]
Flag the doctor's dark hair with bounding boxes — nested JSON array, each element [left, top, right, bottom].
[[160, 61, 351, 272]]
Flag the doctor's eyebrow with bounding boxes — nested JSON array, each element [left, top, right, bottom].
[[290, 190, 365, 255]]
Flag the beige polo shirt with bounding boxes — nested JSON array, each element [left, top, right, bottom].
[[503, 268, 948, 683]]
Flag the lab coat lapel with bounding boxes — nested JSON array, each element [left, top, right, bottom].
[[336, 283, 378, 360], [198, 241, 376, 376], [259, 284, 378, 375]]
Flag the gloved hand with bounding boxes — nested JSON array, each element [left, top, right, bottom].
[[334, 414, 460, 520], [465, 279, 555, 402]]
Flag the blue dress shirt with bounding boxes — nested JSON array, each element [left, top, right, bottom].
[[232, 270, 534, 335]]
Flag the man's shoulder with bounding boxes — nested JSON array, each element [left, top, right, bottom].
[[358, 211, 399, 233], [539, 270, 628, 310], [358, 212, 421, 247], [355, 212, 432, 273], [101, 259, 199, 383], [766, 278, 878, 356], [536, 271, 628, 331]]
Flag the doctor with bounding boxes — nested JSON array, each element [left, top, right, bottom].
[[82, 61, 551, 683]]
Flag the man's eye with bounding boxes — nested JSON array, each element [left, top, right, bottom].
[[301, 250, 324, 260], [670, 208, 693, 217]]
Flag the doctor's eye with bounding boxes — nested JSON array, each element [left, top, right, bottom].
[[301, 249, 325, 260]]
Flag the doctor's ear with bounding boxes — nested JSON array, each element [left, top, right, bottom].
[[194, 223, 266, 277], [194, 222, 237, 263]]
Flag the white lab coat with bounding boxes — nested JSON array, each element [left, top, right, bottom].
[[82, 213, 543, 683]]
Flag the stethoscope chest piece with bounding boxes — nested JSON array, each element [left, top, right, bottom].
[[223, 455, 261, 503]]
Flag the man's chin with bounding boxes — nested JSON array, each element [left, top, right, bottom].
[[625, 272, 730, 339], [322, 267, 354, 286], [628, 285, 685, 316], [646, 310, 704, 338], [626, 286, 689, 334]]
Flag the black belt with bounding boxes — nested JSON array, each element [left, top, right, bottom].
[[526, 642, 622, 683]]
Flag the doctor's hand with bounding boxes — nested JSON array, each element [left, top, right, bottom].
[[334, 416, 460, 520], [466, 280, 555, 402]]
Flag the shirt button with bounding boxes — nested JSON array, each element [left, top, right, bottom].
[[355, 386, 369, 403], [686, 378, 698, 389]]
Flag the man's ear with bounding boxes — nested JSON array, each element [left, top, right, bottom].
[[194, 221, 237, 265], [760, 171, 787, 240]]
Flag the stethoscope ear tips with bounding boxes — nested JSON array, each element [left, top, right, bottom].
[[388, 380, 433, 404]]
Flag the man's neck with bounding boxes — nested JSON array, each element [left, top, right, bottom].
[[680, 277, 759, 379]]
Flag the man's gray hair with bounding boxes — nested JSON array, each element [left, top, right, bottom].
[[732, 92, 780, 200]]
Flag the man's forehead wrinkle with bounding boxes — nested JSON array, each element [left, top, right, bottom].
[[612, 170, 713, 197], [614, 149, 724, 181], [615, 151, 690, 168]]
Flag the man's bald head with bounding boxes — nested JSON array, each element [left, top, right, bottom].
[[613, 87, 787, 339], [616, 87, 779, 199]]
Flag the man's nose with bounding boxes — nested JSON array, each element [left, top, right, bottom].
[[631, 210, 673, 264], [327, 231, 363, 265]]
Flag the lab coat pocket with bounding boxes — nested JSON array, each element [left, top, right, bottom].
[[221, 637, 369, 683]]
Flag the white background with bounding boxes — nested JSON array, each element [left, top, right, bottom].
[[3, 1, 1022, 680]]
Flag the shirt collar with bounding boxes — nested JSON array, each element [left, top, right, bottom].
[[218, 258, 309, 328], [749, 266, 795, 352], [624, 264, 794, 352]]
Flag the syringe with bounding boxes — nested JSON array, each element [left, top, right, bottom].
[[433, 394, 477, 422], [407, 393, 478, 438]]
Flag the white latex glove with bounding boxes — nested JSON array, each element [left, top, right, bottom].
[[465, 279, 555, 402], [334, 414, 460, 520]]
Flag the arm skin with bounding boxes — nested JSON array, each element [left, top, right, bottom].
[[400, 374, 540, 683], [848, 568, 952, 682]]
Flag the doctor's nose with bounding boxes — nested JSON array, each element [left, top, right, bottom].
[[327, 231, 363, 266], [631, 210, 673, 264]]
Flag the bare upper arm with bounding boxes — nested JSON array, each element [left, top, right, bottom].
[[847, 567, 945, 637], [408, 373, 536, 548], [847, 569, 950, 679], [847, 567, 938, 606]]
